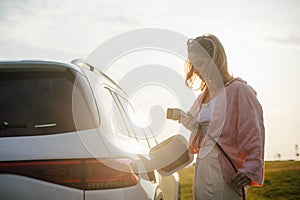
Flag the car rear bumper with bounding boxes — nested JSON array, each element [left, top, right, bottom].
[[0, 174, 153, 200], [85, 184, 151, 200]]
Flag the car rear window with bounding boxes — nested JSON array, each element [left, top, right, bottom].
[[0, 64, 99, 137]]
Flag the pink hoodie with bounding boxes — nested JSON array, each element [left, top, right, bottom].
[[188, 78, 265, 195]]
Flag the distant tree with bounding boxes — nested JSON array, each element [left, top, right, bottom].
[[296, 145, 299, 160], [276, 153, 281, 161]]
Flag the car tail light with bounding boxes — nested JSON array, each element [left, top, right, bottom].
[[0, 158, 138, 190]]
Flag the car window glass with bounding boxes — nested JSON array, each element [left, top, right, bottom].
[[0, 65, 99, 137], [105, 87, 158, 149]]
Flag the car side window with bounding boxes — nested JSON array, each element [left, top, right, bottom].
[[104, 87, 158, 149]]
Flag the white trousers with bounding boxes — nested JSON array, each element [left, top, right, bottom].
[[194, 146, 242, 200]]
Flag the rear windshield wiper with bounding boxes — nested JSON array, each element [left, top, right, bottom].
[[0, 121, 27, 131]]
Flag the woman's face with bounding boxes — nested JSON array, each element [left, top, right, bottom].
[[187, 40, 211, 82], [189, 53, 211, 83], [187, 38, 216, 87]]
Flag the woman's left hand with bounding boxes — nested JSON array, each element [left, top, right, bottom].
[[232, 171, 251, 188]]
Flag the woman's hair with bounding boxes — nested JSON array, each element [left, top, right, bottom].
[[185, 34, 232, 91]]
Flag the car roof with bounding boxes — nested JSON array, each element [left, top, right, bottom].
[[0, 60, 82, 73], [0, 59, 128, 98]]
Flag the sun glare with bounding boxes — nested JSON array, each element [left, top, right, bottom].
[[115, 137, 149, 154], [128, 108, 150, 128]]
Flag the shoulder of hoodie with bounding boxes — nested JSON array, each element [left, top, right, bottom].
[[225, 77, 257, 97]]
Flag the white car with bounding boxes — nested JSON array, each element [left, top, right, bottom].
[[0, 60, 180, 200]]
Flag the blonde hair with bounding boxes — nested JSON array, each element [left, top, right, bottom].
[[185, 34, 232, 91]]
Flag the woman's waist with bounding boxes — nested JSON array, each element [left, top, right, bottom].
[[198, 145, 220, 159]]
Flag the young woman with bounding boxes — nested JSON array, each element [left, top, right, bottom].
[[179, 34, 265, 199]]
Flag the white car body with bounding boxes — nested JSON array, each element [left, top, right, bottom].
[[0, 60, 180, 200]]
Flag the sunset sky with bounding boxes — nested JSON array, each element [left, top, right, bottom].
[[0, 0, 299, 160]]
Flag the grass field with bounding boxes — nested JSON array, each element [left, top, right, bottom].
[[178, 161, 300, 200]]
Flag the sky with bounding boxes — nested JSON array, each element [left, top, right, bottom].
[[0, 0, 299, 160]]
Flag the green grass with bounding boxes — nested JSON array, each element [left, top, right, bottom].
[[178, 161, 300, 200]]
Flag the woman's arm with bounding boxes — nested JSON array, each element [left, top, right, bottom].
[[236, 85, 265, 186], [179, 113, 204, 154]]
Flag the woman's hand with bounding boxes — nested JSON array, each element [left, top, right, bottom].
[[178, 112, 200, 132], [232, 171, 251, 188]]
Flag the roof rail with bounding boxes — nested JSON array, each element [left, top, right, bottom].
[[71, 59, 127, 96]]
